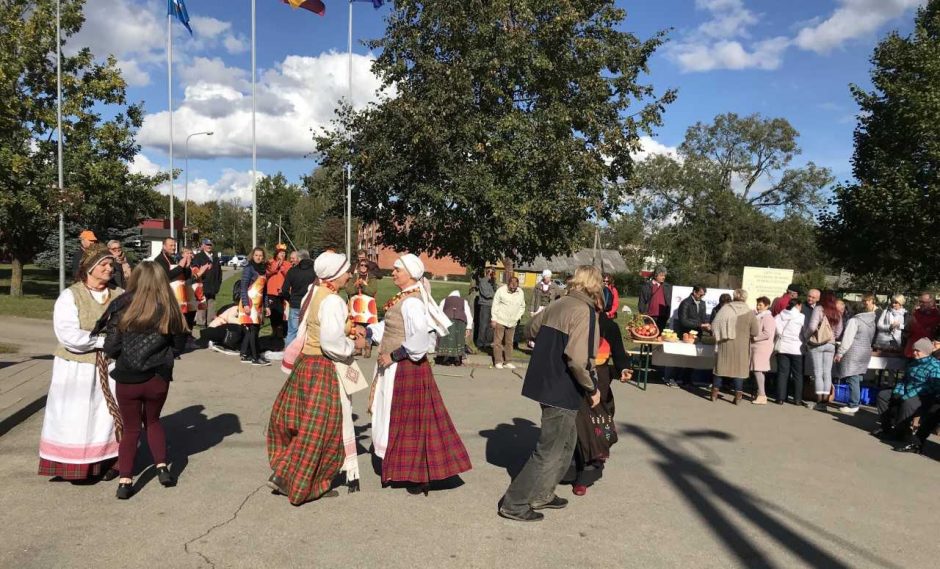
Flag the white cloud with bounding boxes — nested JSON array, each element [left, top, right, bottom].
[[134, 150, 265, 205], [633, 136, 679, 161], [128, 153, 161, 176], [668, 0, 790, 73], [794, 0, 926, 53], [138, 51, 386, 159]]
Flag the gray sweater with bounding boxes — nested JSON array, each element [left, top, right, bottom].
[[837, 311, 877, 377]]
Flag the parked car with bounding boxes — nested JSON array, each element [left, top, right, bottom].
[[553, 279, 567, 289], [227, 255, 247, 268], [220, 254, 232, 265]]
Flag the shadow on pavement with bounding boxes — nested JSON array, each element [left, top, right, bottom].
[[133, 404, 242, 491], [626, 424, 904, 569], [478, 417, 541, 479]]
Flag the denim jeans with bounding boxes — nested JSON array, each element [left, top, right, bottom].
[[285, 307, 301, 346], [843, 374, 863, 408], [809, 343, 835, 395], [500, 405, 578, 515], [713, 376, 744, 392]]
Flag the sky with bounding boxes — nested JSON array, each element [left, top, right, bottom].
[[67, 0, 928, 205]]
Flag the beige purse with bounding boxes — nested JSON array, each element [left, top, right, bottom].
[[334, 359, 369, 395]]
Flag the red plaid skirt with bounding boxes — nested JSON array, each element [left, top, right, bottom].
[[38, 457, 115, 480], [382, 359, 471, 484], [267, 354, 344, 505]]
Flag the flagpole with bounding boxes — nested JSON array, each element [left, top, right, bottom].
[[56, 0, 64, 291], [168, 10, 175, 240], [346, 0, 353, 260], [251, 0, 257, 248]]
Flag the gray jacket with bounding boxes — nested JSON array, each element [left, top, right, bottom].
[[837, 311, 877, 378]]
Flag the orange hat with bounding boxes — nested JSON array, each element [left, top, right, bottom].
[[79, 230, 98, 242], [275, 243, 288, 251]]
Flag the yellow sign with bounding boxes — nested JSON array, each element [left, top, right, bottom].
[[741, 266, 794, 309]]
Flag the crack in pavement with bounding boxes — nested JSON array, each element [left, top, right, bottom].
[[183, 484, 265, 568]]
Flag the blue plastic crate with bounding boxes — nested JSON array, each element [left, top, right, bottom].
[[833, 383, 850, 404], [860, 386, 878, 406]]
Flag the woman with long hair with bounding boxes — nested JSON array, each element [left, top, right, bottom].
[[239, 247, 269, 366], [805, 290, 843, 410], [102, 261, 186, 499], [38, 244, 123, 483]]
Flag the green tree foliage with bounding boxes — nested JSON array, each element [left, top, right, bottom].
[[291, 166, 343, 252], [819, 1, 940, 288], [257, 172, 302, 249], [0, 0, 164, 295], [316, 0, 675, 268], [632, 113, 832, 286]]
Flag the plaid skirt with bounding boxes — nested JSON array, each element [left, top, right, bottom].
[[267, 354, 344, 505], [436, 321, 467, 357], [382, 359, 472, 484], [38, 457, 115, 480]]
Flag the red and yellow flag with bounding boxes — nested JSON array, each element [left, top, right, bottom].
[[282, 0, 326, 16]]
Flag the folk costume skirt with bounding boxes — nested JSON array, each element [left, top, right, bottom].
[[267, 354, 344, 505], [381, 358, 471, 484], [436, 321, 467, 358]]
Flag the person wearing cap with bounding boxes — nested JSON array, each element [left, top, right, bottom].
[[531, 269, 562, 315], [265, 244, 292, 339], [70, 230, 98, 282], [873, 337, 940, 440], [266, 252, 367, 504], [362, 254, 471, 496], [771, 283, 802, 317], [192, 239, 223, 326], [39, 244, 123, 482]]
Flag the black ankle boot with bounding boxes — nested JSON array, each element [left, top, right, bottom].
[[347, 479, 360, 493], [116, 482, 134, 500], [406, 483, 430, 496], [155, 466, 176, 487]]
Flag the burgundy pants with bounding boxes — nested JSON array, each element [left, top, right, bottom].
[[116, 376, 170, 477]]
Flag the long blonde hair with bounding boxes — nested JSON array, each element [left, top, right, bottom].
[[118, 261, 187, 334], [568, 265, 604, 306]]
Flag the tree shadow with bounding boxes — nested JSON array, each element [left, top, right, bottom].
[[132, 404, 242, 492], [626, 424, 904, 569], [478, 417, 541, 479]]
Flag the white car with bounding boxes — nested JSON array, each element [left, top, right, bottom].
[[227, 255, 247, 268]]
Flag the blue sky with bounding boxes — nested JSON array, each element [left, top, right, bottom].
[[69, 0, 926, 204]]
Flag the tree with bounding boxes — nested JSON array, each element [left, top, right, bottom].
[[0, 0, 164, 295], [316, 0, 675, 270], [632, 113, 832, 286], [256, 172, 302, 249], [819, 1, 940, 288], [291, 166, 342, 252]]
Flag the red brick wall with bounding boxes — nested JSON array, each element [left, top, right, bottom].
[[376, 246, 467, 278]]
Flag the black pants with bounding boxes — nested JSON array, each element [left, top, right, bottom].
[[173, 312, 197, 354], [240, 324, 260, 359], [915, 398, 940, 443], [713, 376, 744, 392], [776, 353, 803, 404], [876, 389, 921, 438]]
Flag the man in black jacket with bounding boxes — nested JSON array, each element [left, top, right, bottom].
[[282, 249, 316, 345], [192, 239, 223, 326], [675, 286, 710, 387]]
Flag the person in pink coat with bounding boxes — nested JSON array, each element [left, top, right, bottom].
[[750, 296, 776, 405]]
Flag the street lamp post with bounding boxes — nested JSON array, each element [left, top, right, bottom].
[[184, 130, 214, 246]]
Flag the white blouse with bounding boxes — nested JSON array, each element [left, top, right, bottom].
[[318, 294, 355, 360], [53, 288, 106, 353], [368, 296, 429, 361]]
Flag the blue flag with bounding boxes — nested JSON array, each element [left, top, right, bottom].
[[168, 0, 193, 35], [355, 0, 385, 8]]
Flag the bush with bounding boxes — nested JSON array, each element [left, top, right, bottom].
[[611, 272, 645, 296]]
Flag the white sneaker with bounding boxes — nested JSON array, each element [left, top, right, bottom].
[[504, 363, 517, 369], [494, 363, 505, 369], [207, 341, 214, 349], [839, 406, 859, 415]]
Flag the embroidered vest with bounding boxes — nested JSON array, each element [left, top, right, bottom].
[[53, 282, 122, 364], [302, 285, 338, 356], [378, 299, 408, 356], [442, 296, 467, 323]]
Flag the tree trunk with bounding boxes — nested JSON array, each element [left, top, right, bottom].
[[10, 255, 24, 297], [501, 256, 515, 284]]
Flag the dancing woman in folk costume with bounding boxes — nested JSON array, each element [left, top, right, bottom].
[[364, 254, 472, 495], [267, 252, 368, 505], [39, 244, 124, 482]]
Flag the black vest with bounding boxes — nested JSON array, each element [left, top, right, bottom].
[[442, 296, 467, 323]]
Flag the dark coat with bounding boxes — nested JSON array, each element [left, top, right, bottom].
[[282, 258, 316, 309], [192, 251, 223, 298], [676, 295, 707, 336], [154, 250, 191, 281], [637, 280, 672, 317], [101, 294, 175, 383]]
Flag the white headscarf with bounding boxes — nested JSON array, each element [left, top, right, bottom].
[[395, 254, 451, 336], [314, 251, 349, 281], [541, 269, 552, 278]]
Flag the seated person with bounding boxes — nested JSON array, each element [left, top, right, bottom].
[[874, 338, 940, 440], [200, 304, 243, 353]]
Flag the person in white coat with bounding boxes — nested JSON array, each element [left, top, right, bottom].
[[774, 298, 805, 405]]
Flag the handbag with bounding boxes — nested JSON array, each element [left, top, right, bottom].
[[334, 359, 369, 395], [807, 316, 833, 347]]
